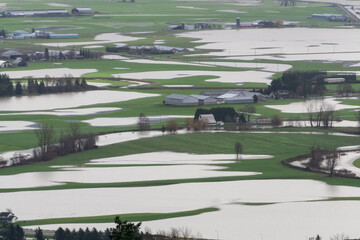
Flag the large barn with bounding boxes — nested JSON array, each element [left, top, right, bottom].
[[164, 94, 198, 106]]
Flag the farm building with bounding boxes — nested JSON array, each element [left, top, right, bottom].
[[201, 90, 265, 102], [311, 14, 347, 21], [199, 114, 217, 125], [11, 58, 27, 67], [164, 94, 198, 106], [2, 9, 70, 17], [71, 8, 94, 15], [0, 60, 11, 68], [190, 94, 217, 105], [2, 50, 23, 59], [0, 212, 17, 223]]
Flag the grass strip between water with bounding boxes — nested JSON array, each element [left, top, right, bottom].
[[18, 208, 219, 227]]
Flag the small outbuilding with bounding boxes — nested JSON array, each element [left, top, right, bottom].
[[11, 58, 27, 67], [164, 94, 198, 106]]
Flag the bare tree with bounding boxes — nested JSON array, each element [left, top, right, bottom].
[[308, 144, 322, 169], [35, 124, 56, 161], [166, 120, 178, 132], [137, 113, 150, 131], [235, 141, 242, 160], [306, 101, 315, 127], [239, 104, 256, 122], [355, 111, 360, 132], [271, 114, 283, 128], [326, 149, 339, 177]]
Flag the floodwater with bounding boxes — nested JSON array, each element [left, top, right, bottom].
[[82, 115, 193, 127], [163, 85, 194, 87], [0, 164, 260, 189], [102, 55, 128, 60], [0, 121, 37, 132], [114, 70, 274, 84], [0, 107, 121, 116], [265, 97, 360, 113], [196, 61, 292, 72], [2, 180, 360, 221], [29, 201, 360, 240], [291, 151, 360, 177], [87, 82, 112, 87], [123, 59, 211, 67], [0, 90, 159, 111], [87, 151, 273, 165], [0, 68, 97, 78], [179, 28, 360, 61]]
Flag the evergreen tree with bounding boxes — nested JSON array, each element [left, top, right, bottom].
[[34, 227, 44, 240], [15, 224, 24, 240], [0, 74, 14, 96], [15, 82, 23, 95], [54, 227, 65, 240], [44, 48, 49, 60]]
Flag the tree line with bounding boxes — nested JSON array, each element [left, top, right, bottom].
[[33, 123, 97, 162], [267, 71, 327, 98], [0, 74, 92, 97]]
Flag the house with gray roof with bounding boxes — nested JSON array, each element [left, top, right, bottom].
[[2, 50, 23, 59], [164, 94, 198, 106]]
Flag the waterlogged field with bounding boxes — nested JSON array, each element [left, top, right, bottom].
[[0, 0, 360, 239]]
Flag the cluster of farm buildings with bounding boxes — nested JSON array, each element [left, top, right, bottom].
[[1, 8, 93, 17], [164, 90, 265, 106], [3, 30, 78, 40]]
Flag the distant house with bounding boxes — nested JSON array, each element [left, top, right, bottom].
[[71, 7, 94, 15], [12, 58, 27, 67], [199, 114, 217, 125], [164, 94, 198, 106], [0, 212, 17, 223], [2, 50, 23, 59], [190, 94, 217, 105]]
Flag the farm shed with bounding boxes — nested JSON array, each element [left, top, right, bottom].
[[11, 58, 27, 67], [2, 50, 23, 59], [71, 8, 94, 15], [164, 94, 198, 106]]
